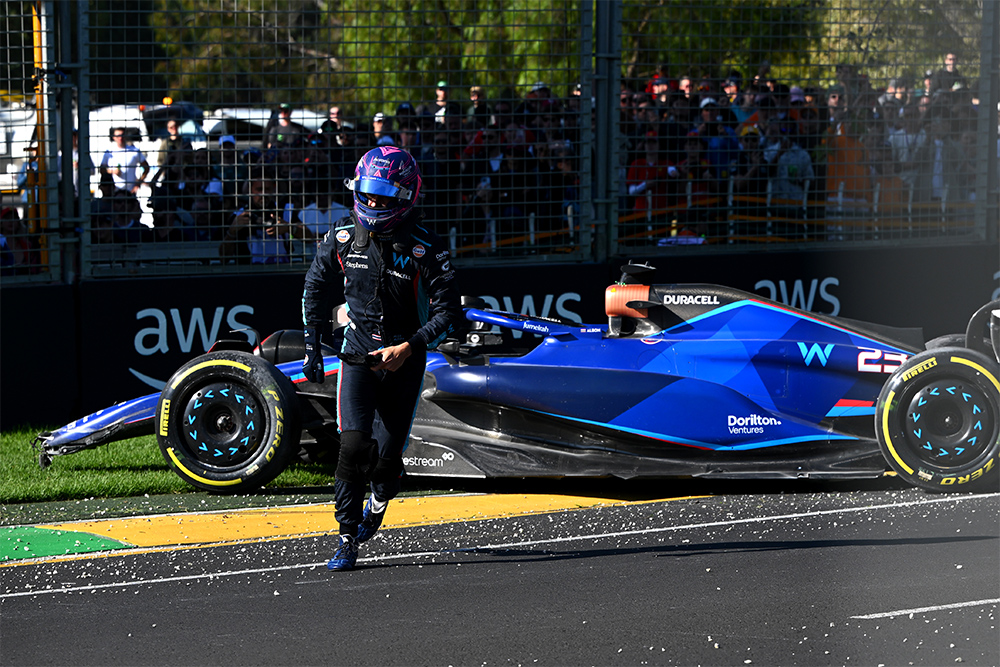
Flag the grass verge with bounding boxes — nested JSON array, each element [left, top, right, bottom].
[[0, 425, 340, 506]]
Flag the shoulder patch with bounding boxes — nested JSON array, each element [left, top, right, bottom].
[[412, 244, 426, 259], [336, 229, 351, 244]]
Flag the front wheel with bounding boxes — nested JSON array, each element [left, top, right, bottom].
[[876, 347, 1000, 493], [156, 351, 301, 493]]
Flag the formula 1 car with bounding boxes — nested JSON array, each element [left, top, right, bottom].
[[34, 263, 1000, 494]]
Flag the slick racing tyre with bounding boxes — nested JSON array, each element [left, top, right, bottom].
[[156, 351, 301, 493], [876, 347, 1000, 493]]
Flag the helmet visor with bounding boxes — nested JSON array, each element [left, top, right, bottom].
[[347, 175, 414, 204]]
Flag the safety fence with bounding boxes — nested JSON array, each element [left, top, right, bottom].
[[1, 0, 996, 282]]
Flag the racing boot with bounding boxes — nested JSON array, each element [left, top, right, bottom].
[[327, 534, 359, 571], [356, 495, 388, 544]]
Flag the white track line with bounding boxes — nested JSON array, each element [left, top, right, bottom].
[[851, 599, 1000, 619], [2, 492, 996, 600]]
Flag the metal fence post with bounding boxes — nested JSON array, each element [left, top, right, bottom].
[[592, 0, 622, 263], [978, 0, 999, 245]]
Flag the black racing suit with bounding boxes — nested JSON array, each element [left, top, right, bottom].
[[302, 211, 463, 536]]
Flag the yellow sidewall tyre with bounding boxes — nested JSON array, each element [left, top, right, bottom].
[[876, 347, 1000, 493], [156, 351, 301, 493]]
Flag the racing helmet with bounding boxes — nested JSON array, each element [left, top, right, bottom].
[[345, 146, 421, 234]]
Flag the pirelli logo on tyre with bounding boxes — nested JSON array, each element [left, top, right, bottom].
[[158, 399, 171, 437], [901, 357, 937, 382]]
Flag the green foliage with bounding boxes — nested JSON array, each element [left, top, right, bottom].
[[816, 0, 983, 86], [146, 0, 583, 112], [620, 0, 826, 84]]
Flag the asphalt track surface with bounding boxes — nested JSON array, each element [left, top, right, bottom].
[[2, 482, 998, 667]]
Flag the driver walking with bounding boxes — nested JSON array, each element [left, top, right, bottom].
[[302, 146, 463, 571]]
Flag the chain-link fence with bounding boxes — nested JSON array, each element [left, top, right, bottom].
[[1, 0, 996, 282], [613, 0, 995, 253]]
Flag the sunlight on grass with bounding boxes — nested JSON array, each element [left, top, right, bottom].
[[0, 427, 338, 504]]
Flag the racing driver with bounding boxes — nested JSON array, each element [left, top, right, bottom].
[[302, 146, 463, 571]]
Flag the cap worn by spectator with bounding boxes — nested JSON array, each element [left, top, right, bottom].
[[279, 103, 292, 112], [789, 86, 806, 104], [396, 102, 415, 116], [530, 81, 549, 93], [699, 97, 718, 108], [373, 112, 386, 123], [218, 135, 236, 147], [437, 80, 448, 89], [827, 84, 845, 97]]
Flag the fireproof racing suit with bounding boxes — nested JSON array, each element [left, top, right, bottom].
[[302, 211, 463, 535]]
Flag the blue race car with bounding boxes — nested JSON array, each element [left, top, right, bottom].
[[34, 263, 1000, 494]]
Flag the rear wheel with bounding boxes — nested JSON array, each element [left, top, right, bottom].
[[876, 347, 1000, 493], [156, 351, 301, 493]]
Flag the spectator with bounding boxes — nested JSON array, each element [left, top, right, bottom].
[[929, 53, 968, 98], [152, 118, 191, 188], [432, 80, 449, 112], [468, 85, 491, 128], [219, 171, 293, 264], [674, 131, 720, 234], [215, 135, 247, 211], [913, 103, 967, 206], [107, 188, 147, 244], [423, 131, 465, 240], [371, 112, 392, 147], [731, 125, 771, 229], [677, 74, 694, 100], [825, 85, 845, 123], [650, 75, 672, 106], [469, 136, 538, 253], [149, 122, 192, 230], [698, 103, 741, 181], [0, 206, 40, 276], [537, 141, 579, 239], [265, 103, 307, 150], [766, 123, 814, 221], [396, 122, 420, 157], [173, 149, 225, 242], [327, 105, 354, 130], [100, 127, 150, 196], [886, 104, 927, 192], [626, 133, 675, 215], [395, 101, 416, 123], [15, 153, 39, 213], [722, 70, 743, 110]]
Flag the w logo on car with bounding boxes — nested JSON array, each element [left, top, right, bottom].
[[798, 342, 834, 367]]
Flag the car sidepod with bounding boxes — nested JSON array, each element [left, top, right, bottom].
[[406, 296, 919, 481]]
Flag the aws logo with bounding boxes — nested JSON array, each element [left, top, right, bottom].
[[798, 342, 834, 367], [131, 305, 255, 389]]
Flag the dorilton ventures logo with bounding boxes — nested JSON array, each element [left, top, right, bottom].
[[728, 413, 782, 435]]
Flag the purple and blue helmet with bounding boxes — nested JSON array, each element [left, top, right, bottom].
[[346, 147, 422, 234]]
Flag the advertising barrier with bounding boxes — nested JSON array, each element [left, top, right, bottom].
[[2, 244, 997, 430]]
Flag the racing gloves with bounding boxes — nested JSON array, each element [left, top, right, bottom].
[[303, 326, 325, 384]]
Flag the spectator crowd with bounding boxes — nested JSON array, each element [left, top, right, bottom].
[[52, 51, 988, 269]]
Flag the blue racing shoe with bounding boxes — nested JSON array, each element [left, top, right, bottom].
[[356, 495, 387, 544], [327, 535, 358, 571]]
